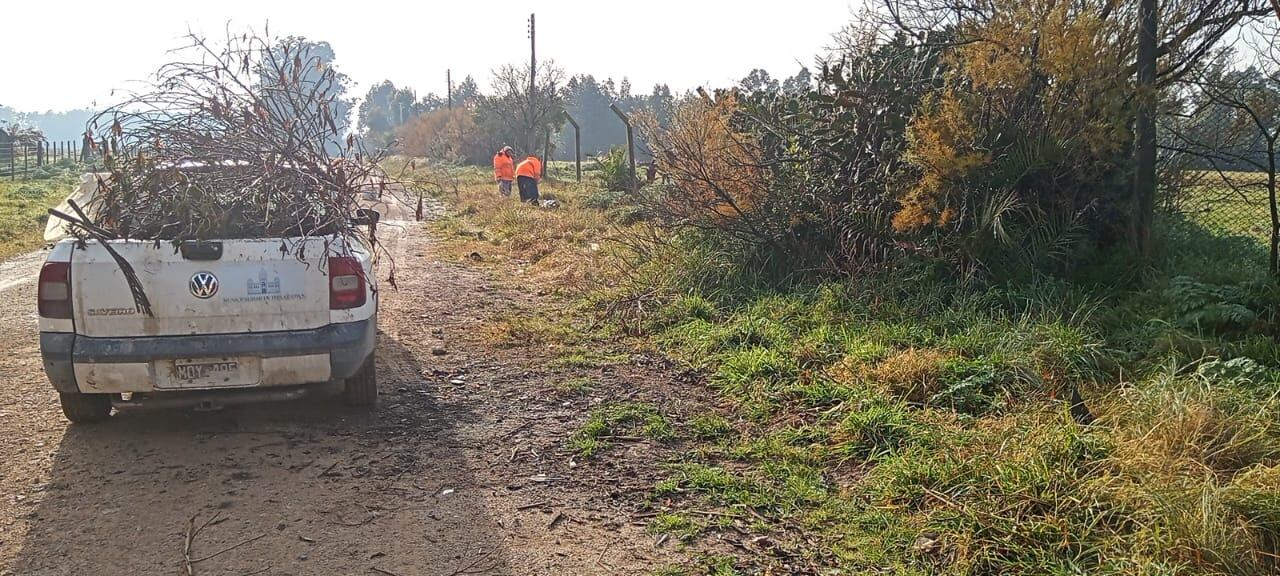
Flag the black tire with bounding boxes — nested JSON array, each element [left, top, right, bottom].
[[343, 354, 378, 406], [58, 392, 112, 423]]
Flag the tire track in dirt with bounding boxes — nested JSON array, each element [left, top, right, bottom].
[[0, 251, 42, 294]]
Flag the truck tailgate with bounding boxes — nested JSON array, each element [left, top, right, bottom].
[[71, 238, 337, 337]]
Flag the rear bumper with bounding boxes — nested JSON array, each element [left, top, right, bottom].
[[41, 317, 376, 394]]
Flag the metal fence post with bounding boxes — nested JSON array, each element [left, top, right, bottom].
[[563, 111, 582, 182], [609, 103, 637, 192]]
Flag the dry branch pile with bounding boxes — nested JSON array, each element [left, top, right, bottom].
[[73, 31, 387, 243]]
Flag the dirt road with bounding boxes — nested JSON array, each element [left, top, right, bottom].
[[0, 209, 685, 575]]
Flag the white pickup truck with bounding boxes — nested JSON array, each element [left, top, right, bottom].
[[37, 180, 380, 423]]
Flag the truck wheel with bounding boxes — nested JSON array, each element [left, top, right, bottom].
[[58, 392, 112, 423], [343, 354, 378, 406]]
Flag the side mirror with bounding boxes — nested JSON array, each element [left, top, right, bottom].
[[353, 208, 381, 226]]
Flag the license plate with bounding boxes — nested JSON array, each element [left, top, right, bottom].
[[175, 359, 240, 382], [159, 357, 259, 389]]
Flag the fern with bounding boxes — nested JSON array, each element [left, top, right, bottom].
[[1163, 276, 1260, 332], [1197, 357, 1274, 389]]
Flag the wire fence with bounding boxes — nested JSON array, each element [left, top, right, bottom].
[[1159, 102, 1279, 267], [0, 139, 87, 179], [1159, 167, 1274, 239]]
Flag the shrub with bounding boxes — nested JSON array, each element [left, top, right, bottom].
[[1162, 276, 1274, 334], [395, 108, 485, 163], [594, 146, 632, 192], [1196, 357, 1277, 392], [581, 187, 627, 209]]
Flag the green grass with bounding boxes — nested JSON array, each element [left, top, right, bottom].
[[0, 167, 79, 259], [620, 225, 1280, 573], [648, 513, 705, 542], [419, 156, 1280, 574], [1175, 170, 1275, 242], [689, 414, 734, 440], [555, 376, 595, 396], [569, 402, 674, 457]]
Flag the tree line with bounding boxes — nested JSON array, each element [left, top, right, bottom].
[[354, 66, 812, 165]]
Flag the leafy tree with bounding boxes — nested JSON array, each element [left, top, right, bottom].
[[562, 74, 621, 159], [556, 75, 676, 162], [782, 67, 813, 95], [418, 93, 448, 114], [450, 75, 481, 109], [357, 80, 419, 147], [646, 84, 676, 130], [739, 69, 780, 95]]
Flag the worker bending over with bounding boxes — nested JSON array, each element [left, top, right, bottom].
[[515, 154, 542, 204]]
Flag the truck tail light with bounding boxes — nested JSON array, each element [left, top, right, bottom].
[[38, 262, 73, 319], [328, 256, 366, 310]]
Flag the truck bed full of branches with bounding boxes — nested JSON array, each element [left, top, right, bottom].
[[72, 30, 383, 243]]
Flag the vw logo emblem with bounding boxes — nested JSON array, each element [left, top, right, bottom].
[[190, 271, 219, 299]]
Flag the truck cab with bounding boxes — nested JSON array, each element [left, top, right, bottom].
[[37, 231, 379, 423]]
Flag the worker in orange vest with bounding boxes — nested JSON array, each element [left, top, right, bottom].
[[515, 154, 543, 203], [493, 146, 515, 197]]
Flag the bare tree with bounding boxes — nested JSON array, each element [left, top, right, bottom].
[[1164, 23, 1280, 274], [869, 0, 1271, 83], [482, 61, 565, 155]]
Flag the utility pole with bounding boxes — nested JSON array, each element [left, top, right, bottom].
[[447, 69, 453, 111], [528, 13, 537, 153], [1133, 0, 1157, 259], [529, 14, 536, 102]]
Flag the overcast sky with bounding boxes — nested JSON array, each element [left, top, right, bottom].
[[1, 0, 856, 113]]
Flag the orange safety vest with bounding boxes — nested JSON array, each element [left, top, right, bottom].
[[515, 156, 542, 181], [493, 153, 514, 181]]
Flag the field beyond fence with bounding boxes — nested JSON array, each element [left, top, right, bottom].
[[0, 140, 84, 180]]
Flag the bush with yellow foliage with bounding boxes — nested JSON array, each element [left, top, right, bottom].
[[894, 0, 1136, 274]]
